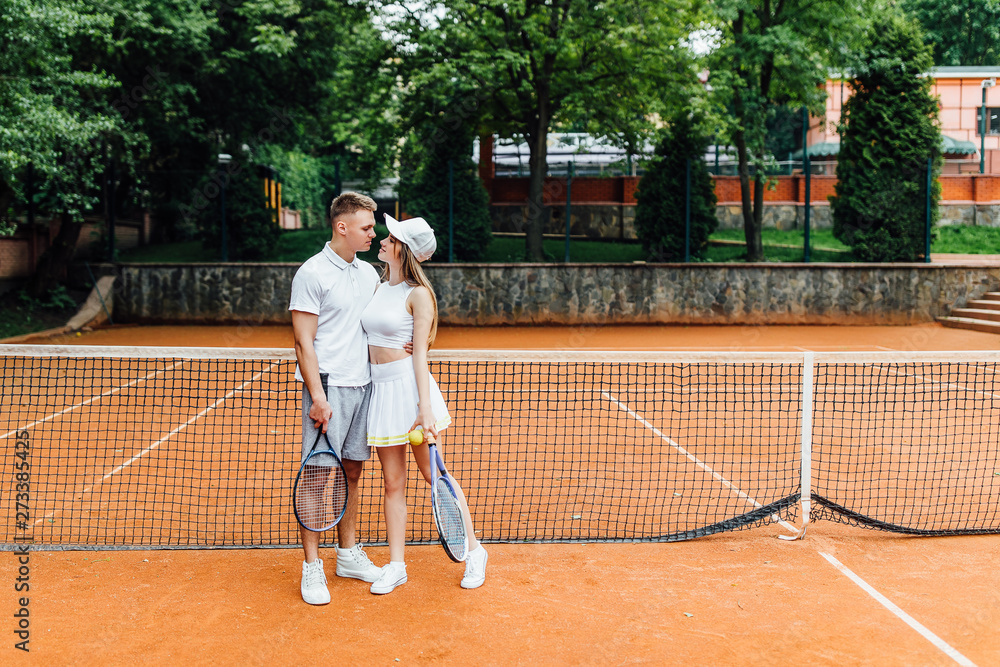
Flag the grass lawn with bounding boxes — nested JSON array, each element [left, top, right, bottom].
[[486, 235, 646, 263], [116, 224, 1000, 264], [932, 225, 1000, 254]]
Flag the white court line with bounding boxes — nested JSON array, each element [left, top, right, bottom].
[[819, 552, 976, 667], [885, 367, 1000, 402], [1, 362, 184, 441], [441, 384, 809, 397], [602, 391, 799, 534], [34, 361, 281, 526]]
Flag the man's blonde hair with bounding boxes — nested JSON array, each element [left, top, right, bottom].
[[329, 192, 377, 225]]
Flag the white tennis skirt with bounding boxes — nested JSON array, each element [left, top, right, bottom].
[[367, 357, 451, 447]]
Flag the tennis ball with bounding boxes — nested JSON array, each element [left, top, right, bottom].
[[408, 429, 424, 446]]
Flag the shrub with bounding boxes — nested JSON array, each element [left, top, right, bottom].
[[634, 114, 718, 261], [398, 125, 492, 262], [831, 13, 941, 261]]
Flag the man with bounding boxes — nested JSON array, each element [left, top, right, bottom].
[[289, 192, 383, 605]]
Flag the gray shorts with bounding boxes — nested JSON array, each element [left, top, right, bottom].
[[301, 374, 372, 463]]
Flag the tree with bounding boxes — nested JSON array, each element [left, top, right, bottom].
[[706, 0, 868, 261], [0, 0, 134, 295], [398, 121, 493, 261], [634, 114, 718, 261], [831, 13, 942, 262], [902, 0, 1000, 66], [96, 0, 399, 243], [386, 0, 696, 261], [4, 0, 398, 273]]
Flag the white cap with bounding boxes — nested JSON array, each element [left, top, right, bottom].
[[385, 214, 437, 262]]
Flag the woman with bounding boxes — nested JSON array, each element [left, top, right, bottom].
[[361, 214, 487, 595]]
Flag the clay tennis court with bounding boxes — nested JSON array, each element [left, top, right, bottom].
[[2, 323, 999, 665]]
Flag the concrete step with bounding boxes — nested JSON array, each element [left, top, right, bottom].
[[950, 308, 1000, 322], [982, 292, 1000, 302], [966, 300, 1000, 311], [937, 316, 1000, 334]]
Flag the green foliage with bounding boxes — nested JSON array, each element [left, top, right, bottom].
[[706, 0, 870, 260], [765, 106, 805, 163], [196, 163, 281, 260], [902, 0, 1000, 66], [18, 285, 78, 311], [57, 0, 398, 245], [385, 0, 697, 261], [0, 0, 134, 223], [255, 145, 337, 228], [832, 12, 942, 262], [398, 124, 493, 262], [635, 115, 718, 261], [0, 285, 84, 339]]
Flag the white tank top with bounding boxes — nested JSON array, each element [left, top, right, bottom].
[[361, 282, 416, 349]]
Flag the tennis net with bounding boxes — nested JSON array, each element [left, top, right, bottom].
[[1, 346, 998, 550]]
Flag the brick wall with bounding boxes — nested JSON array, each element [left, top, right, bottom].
[[0, 216, 148, 280], [487, 177, 636, 205], [971, 174, 1000, 202], [0, 237, 32, 279], [488, 174, 1000, 206]]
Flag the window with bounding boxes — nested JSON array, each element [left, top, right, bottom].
[[976, 107, 1000, 135]]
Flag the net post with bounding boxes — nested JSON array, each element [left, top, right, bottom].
[[781, 350, 813, 541], [800, 351, 813, 536]]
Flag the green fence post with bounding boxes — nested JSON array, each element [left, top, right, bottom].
[[802, 106, 811, 263], [564, 162, 574, 262], [925, 156, 932, 263], [448, 159, 454, 263], [684, 158, 691, 263]]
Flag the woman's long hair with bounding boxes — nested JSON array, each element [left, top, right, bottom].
[[382, 241, 438, 346]]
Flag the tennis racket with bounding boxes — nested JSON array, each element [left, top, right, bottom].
[[426, 433, 469, 562], [293, 430, 348, 532]]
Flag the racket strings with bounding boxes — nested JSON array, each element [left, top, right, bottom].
[[294, 463, 348, 531], [433, 477, 467, 559]]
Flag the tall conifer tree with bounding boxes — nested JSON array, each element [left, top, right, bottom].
[[832, 13, 941, 261]]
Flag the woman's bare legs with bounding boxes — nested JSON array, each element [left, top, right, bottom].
[[411, 436, 481, 552]]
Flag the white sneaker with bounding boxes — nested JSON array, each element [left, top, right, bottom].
[[335, 544, 382, 582], [370, 562, 407, 595], [461, 546, 488, 589], [301, 559, 331, 605]]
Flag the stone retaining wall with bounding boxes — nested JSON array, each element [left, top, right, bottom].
[[112, 263, 1000, 326]]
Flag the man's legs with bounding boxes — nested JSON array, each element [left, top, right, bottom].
[[337, 459, 363, 548], [301, 524, 322, 564], [299, 384, 378, 603], [330, 384, 379, 583]]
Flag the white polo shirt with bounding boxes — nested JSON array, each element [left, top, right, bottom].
[[289, 242, 380, 386]]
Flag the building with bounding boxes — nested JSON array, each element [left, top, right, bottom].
[[809, 66, 1000, 174]]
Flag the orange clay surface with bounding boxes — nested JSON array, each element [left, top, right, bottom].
[[2, 323, 999, 666], [32, 320, 1000, 351]]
